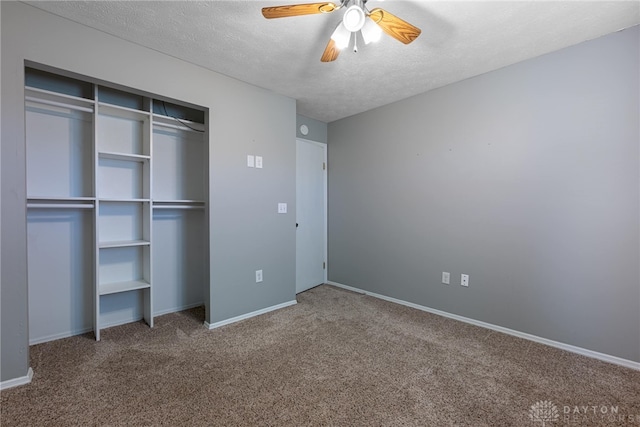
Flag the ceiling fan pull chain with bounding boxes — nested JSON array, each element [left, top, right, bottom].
[[353, 33, 358, 53]]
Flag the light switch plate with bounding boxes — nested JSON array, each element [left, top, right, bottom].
[[278, 203, 287, 214], [256, 270, 263, 283], [442, 272, 450, 285], [255, 156, 263, 169], [247, 155, 255, 168]]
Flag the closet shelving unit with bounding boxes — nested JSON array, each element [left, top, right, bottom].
[[95, 91, 153, 340], [25, 68, 207, 342]]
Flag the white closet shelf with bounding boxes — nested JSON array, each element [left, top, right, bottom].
[[153, 199, 205, 204], [153, 114, 205, 133], [26, 86, 94, 102], [153, 205, 204, 210], [25, 96, 94, 114], [27, 196, 95, 209], [99, 240, 150, 249], [99, 151, 150, 162], [25, 86, 94, 114], [98, 102, 150, 121], [99, 198, 151, 203], [26, 86, 94, 104], [28, 203, 94, 209], [99, 280, 150, 296], [28, 196, 95, 201], [153, 200, 205, 210]]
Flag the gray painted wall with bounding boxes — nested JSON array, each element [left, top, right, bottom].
[[328, 26, 640, 362], [2, 1, 30, 383], [296, 114, 327, 143], [1, 2, 296, 382]]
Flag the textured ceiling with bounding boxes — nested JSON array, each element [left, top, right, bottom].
[[24, 1, 640, 123]]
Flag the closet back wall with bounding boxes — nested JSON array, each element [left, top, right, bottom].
[[1, 1, 296, 382]]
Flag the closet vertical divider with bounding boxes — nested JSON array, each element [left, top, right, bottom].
[[144, 96, 154, 330], [93, 84, 100, 340]]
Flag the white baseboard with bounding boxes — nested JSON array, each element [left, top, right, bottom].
[[30, 327, 94, 346], [29, 303, 206, 345], [205, 300, 297, 329], [0, 367, 33, 391], [102, 302, 207, 330], [326, 281, 640, 371], [154, 302, 204, 317]]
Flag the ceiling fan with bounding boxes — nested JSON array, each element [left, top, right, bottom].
[[262, 0, 421, 62]]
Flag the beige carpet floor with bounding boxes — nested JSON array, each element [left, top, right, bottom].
[[1, 285, 639, 426]]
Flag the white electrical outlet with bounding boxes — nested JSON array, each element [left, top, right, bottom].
[[461, 274, 469, 287], [247, 155, 255, 168], [255, 156, 263, 169], [278, 203, 287, 214], [442, 272, 450, 285], [256, 270, 263, 283]]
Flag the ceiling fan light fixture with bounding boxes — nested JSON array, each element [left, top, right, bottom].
[[342, 5, 365, 32], [361, 18, 382, 44], [330, 22, 351, 49]]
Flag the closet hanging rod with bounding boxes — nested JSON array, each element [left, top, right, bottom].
[[25, 86, 95, 104], [27, 203, 95, 209], [153, 120, 204, 133], [25, 96, 94, 113], [153, 205, 205, 210], [153, 199, 204, 204]]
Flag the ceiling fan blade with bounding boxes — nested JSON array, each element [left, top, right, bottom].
[[262, 2, 337, 19], [368, 8, 421, 44], [321, 38, 341, 62]]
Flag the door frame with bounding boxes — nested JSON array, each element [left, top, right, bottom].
[[296, 138, 328, 288]]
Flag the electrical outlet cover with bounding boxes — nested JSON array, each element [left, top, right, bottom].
[[461, 274, 469, 287]]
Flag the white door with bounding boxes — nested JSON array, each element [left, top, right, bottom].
[[296, 139, 327, 294]]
